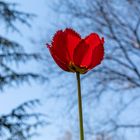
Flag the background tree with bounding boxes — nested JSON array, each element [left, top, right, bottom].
[[0, 1, 46, 139], [45, 0, 140, 139]]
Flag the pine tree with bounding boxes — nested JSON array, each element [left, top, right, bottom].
[[0, 1, 46, 139]]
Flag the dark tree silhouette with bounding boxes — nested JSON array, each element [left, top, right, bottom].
[[0, 1, 46, 139], [0, 99, 46, 140], [48, 0, 140, 139], [0, 1, 44, 90]]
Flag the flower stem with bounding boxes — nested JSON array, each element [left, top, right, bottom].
[[76, 72, 84, 140]]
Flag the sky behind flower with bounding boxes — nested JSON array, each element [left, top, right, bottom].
[[0, 0, 62, 139], [0, 1, 138, 140]]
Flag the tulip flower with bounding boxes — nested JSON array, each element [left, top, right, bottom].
[[47, 28, 104, 140]]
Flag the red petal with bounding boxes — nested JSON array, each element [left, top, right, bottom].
[[51, 29, 81, 65], [88, 44, 104, 69], [48, 44, 69, 71], [84, 33, 103, 48], [85, 33, 104, 69], [64, 28, 81, 60], [51, 30, 70, 64], [73, 40, 93, 67], [73, 33, 104, 69]]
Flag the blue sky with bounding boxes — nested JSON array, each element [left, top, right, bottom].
[[0, 0, 66, 140], [0, 0, 86, 140]]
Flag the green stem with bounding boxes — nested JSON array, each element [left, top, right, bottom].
[[76, 72, 84, 140]]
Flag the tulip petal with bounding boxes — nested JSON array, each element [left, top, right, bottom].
[[88, 44, 104, 69], [48, 44, 69, 71], [73, 33, 104, 69], [64, 28, 81, 60], [51, 29, 81, 64], [51, 30, 70, 64], [85, 33, 104, 69], [73, 40, 93, 67], [84, 33, 104, 49]]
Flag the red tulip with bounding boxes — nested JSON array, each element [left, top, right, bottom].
[[47, 28, 104, 74]]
